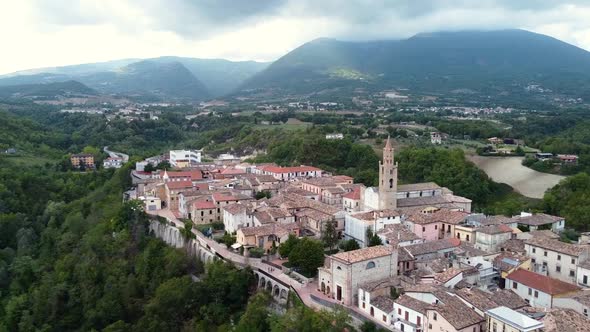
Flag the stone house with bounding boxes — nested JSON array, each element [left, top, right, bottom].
[[426, 295, 485, 332], [474, 224, 513, 253], [236, 223, 300, 253], [317, 246, 398, 306], [393, 294, 429, 332], [524, 238, 589, 284], [514, 213, 565, 232]]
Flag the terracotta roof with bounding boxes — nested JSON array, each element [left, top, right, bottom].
[[222, 203, 249, 215], [434, 268, 463, 283], [395, 294, 429, 314], [397, 182, 441, 192], [525, 238, 588, 257], [377, 224, 421, 244], [500, 239, 526, 254], [166, 170, 203, 180], [166, 181, 194, 190], [331, 245, 393, 264], [456, 288, 499, 312], [220, 168, 246, 175], [480, 215, 514, 226], [489, 289, 528, 309], [506, 269, 581, 295], [342, 187, 361, 200], [428, 296, 483, 330], [351, 209, 402, 222], [528, 230, 560, 239], [238, 222, 299, 237], [476, 224, 513, 234], [371, 296, 394, 312], [569, 291, 590, 307], [405, 208, 467, 225], [212, 192, 251, 202], [398, 247, 415, 262], [405, 238, 461, 257], [493, 252, 529, 273], [537, 308, 588, 332], [262, 165, 321, 174], [193, 200, 216, 209], [516, 213, 563, 226]]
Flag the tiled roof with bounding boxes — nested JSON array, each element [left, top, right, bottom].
[[222, 203, 249, 215], [506, 269, 580, 295], [525, 238, 588, 257], [492, 252, 529, 273], [377, 224, 421, 244], [238, 222, 299, 237], [476, 224, 513, 234], [294, 208, 332, 221], [537, 308, 588, 332], [331, 245, 393, 264], [405, 238, 461, 256], [193, 200, 216, 210], [500, 239, 526, 254], [429, 296, 483, 330], [456, 288, 499, 311], [371, 296, 394, 312], [262, 165, 321, 174], [489, 289, 528, 309], [166, 181, 194, 190], [433, 268, 462, 283], [351, 209, 402, 221], [397, 182, 441, 192], [398, 247, 415, 262], [166, 170, 203, 180], [397, 195, 450, 208], [515, 213, 563, 226], [480, 215, 514, 226], [569, 291, 590, 307], [395, 294, 429, 314], [342, 187, 361, 200], [528, 230, 560, 239], [405, 208, 467, 225]]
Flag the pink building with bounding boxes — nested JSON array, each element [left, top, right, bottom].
[[404, 212, 442, 242]]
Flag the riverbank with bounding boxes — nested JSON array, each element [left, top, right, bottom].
[[468, 155, 566, 199]]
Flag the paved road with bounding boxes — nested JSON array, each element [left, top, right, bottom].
[[103, 146, 129, 162], [149, 208, 396, 330]]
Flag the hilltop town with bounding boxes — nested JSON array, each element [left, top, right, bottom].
[[129, 138, 589, 331]]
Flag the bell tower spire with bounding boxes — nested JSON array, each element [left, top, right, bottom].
[[379, 136, 397, 209]]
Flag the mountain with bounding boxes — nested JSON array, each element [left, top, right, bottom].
[[242, 30, 590, 99], [76, 60, 211, 101], [0, 58, 269, 100], [0, 80, 96, 99]]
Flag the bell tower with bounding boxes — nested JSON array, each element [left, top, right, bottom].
[[379, 136, 398, 210]]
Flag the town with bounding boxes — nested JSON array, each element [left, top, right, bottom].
[[123, 138, 588, 331]]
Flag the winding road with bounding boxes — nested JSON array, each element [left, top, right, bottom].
[[103, 146, 129, 162]]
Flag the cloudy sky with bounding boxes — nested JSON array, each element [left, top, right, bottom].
[[1, 0, 590, 74]]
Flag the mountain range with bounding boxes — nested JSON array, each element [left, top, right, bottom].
[[2, 29, 590, 102]]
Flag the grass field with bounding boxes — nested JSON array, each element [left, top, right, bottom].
[[0, 153, 56, 167], [254, 118, 312, 131]]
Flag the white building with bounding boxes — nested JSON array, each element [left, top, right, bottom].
[[169, 149, 202, 167], [485, 306, 544, 332], [344, 210, 401, 247], [430, 132, 442, 144], [553, 291, 590, 318], [474, 224, 513, 253], [505, 269, 580, 308], [326, 133, 344, 140], [393, 294, 428, 332], [103, 157, 123, 169], [576, 260, 590, 287], [524, 238, 589, 284], [222, 203, 253, 233]]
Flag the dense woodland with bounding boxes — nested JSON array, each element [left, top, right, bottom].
[[1, 99, 590, 330]]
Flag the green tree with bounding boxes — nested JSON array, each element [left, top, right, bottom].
[[278, 234, 300, 258], [321, 219, 339, 250], [339, 239, 360, 252], [235, 292, 271, 332], [288, 238, 325, 277], [366, 228, 383, 247]]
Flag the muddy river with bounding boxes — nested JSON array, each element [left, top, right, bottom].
[[468, 156, 566, 199]]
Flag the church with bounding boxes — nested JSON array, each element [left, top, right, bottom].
[[361, 136, 472, 213]]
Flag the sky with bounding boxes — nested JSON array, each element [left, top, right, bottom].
[[1, 0, 590, 74]]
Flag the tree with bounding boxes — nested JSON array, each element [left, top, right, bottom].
[[156, 160, 171, 170], [366, 228, 383, 247], [278, 234, 299, 258], [288, 238, 325, 277], [143, 163, 156, 172], [235, 292, 271, 332], [339, 239, 360, 252], [255, 191, 272, 199], [321, 219, 339, 251]]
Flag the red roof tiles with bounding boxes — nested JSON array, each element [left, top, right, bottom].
[[506, 269, 580, 295]]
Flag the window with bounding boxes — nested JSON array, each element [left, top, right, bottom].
[[532, 248, 536, 253], [531, 258, 536, 264], [417, 316, 421, 326], [398, 308, 402, 315], [584, 275, 588, 285], [434, 225, 437, 230], [572, 258, 576, 264], [528, 288, 532, 295], [556, 266, 561, 273], [433, 313, 437, 321], [584, 309, 588, 317], [422, 227, 426, 232], [366, 261, 376, 269], [492, 322, 497, 332], [534, 291, 539, 298], [570, 270, 575, 277], [383, 314, 387, 322], [544, 251, 548, 257], [558, 255, 561, 261], [512, 282, 518, 289]]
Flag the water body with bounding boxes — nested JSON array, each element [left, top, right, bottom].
[[468, 156, 566, 199]]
